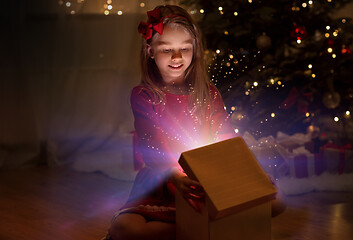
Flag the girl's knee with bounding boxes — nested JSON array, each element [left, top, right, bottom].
[[109, 214, 145, 240]]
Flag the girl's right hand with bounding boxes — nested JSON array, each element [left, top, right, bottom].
[[169, 168, 205, 211]]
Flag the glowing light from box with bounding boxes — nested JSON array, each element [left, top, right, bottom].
[[334, 116, 339, 122], [346, 111, 351, 116]]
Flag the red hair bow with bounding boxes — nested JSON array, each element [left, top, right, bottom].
[[138, 8, 164, 40]]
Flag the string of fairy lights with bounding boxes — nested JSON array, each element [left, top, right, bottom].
[[57, 0, 148, 15]]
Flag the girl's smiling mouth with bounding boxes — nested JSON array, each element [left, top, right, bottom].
[[168, 64, 183, 69]]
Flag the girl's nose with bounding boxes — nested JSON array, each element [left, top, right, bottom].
[[172, 50, 182, 60]]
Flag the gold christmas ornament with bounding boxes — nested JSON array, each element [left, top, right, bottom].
[[322, 91, 340, 109], [256, 33, 272, 50]]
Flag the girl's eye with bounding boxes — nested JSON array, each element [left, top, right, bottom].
[[181, 48, 190, 52], [162, 49, 171, 53]]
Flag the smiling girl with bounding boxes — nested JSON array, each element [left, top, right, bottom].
[[105, 5, 239, 240]]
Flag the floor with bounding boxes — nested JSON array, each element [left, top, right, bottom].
[[0, 166, 352, 240]]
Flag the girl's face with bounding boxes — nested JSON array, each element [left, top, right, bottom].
[[148, 25, 194, 87]]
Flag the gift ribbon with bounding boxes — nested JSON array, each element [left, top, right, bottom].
[[280, 87, 312, 114], [321, 143, 352, 174]]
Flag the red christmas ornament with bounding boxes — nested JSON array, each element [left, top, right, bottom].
[[290, 25, 308, 41], [342, 45, 352, 55]]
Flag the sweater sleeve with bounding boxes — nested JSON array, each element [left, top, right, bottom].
[[209, 86, 237, 141], [131, 86, 178, 171]]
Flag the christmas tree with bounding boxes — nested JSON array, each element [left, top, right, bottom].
[[182, 0, 353, 144]]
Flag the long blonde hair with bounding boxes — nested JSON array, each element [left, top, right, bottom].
[[140, 5, 211, 116]]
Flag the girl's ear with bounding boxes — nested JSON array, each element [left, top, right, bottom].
[[147, 44, 154, 59]]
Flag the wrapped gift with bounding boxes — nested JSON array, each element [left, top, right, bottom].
[[321, 143, 353, 174], [281, 146, 325, 178]]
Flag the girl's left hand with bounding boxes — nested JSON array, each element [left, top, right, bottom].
[[169, 168, 205, 210]]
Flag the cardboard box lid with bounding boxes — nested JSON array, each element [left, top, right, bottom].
[[178, 137, 277, 220]]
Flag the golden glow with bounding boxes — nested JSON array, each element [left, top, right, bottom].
[[326, 26, 330, 30], [306, 112, 310, 117], [229, 54, 234, 59], [224, 30, 229, 35], [346, 111, 351, 116], [308, 64, 313, 69], [218, 6, 223, 11], [216, 49, 221, 54], [140, 2, 145, 7], [332, 54, 336, 58], [200, 9, 204, 13], [270, 78, 275, 84], [327, 48, 333, 53], [277, 81, 282, 85], [234, 11, 238, 16], [297, 39, 302, 44], [325, 33, 330, 38], [104, 10, 109, 15], [312, 73, 316, 78], [253, 82, 258, 87], [107, 5, 112, 10], [302, 3, 307, 7], [117, 10, 123, 15], [271, 113, 275, 118], [334, 116, 339, 122]]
